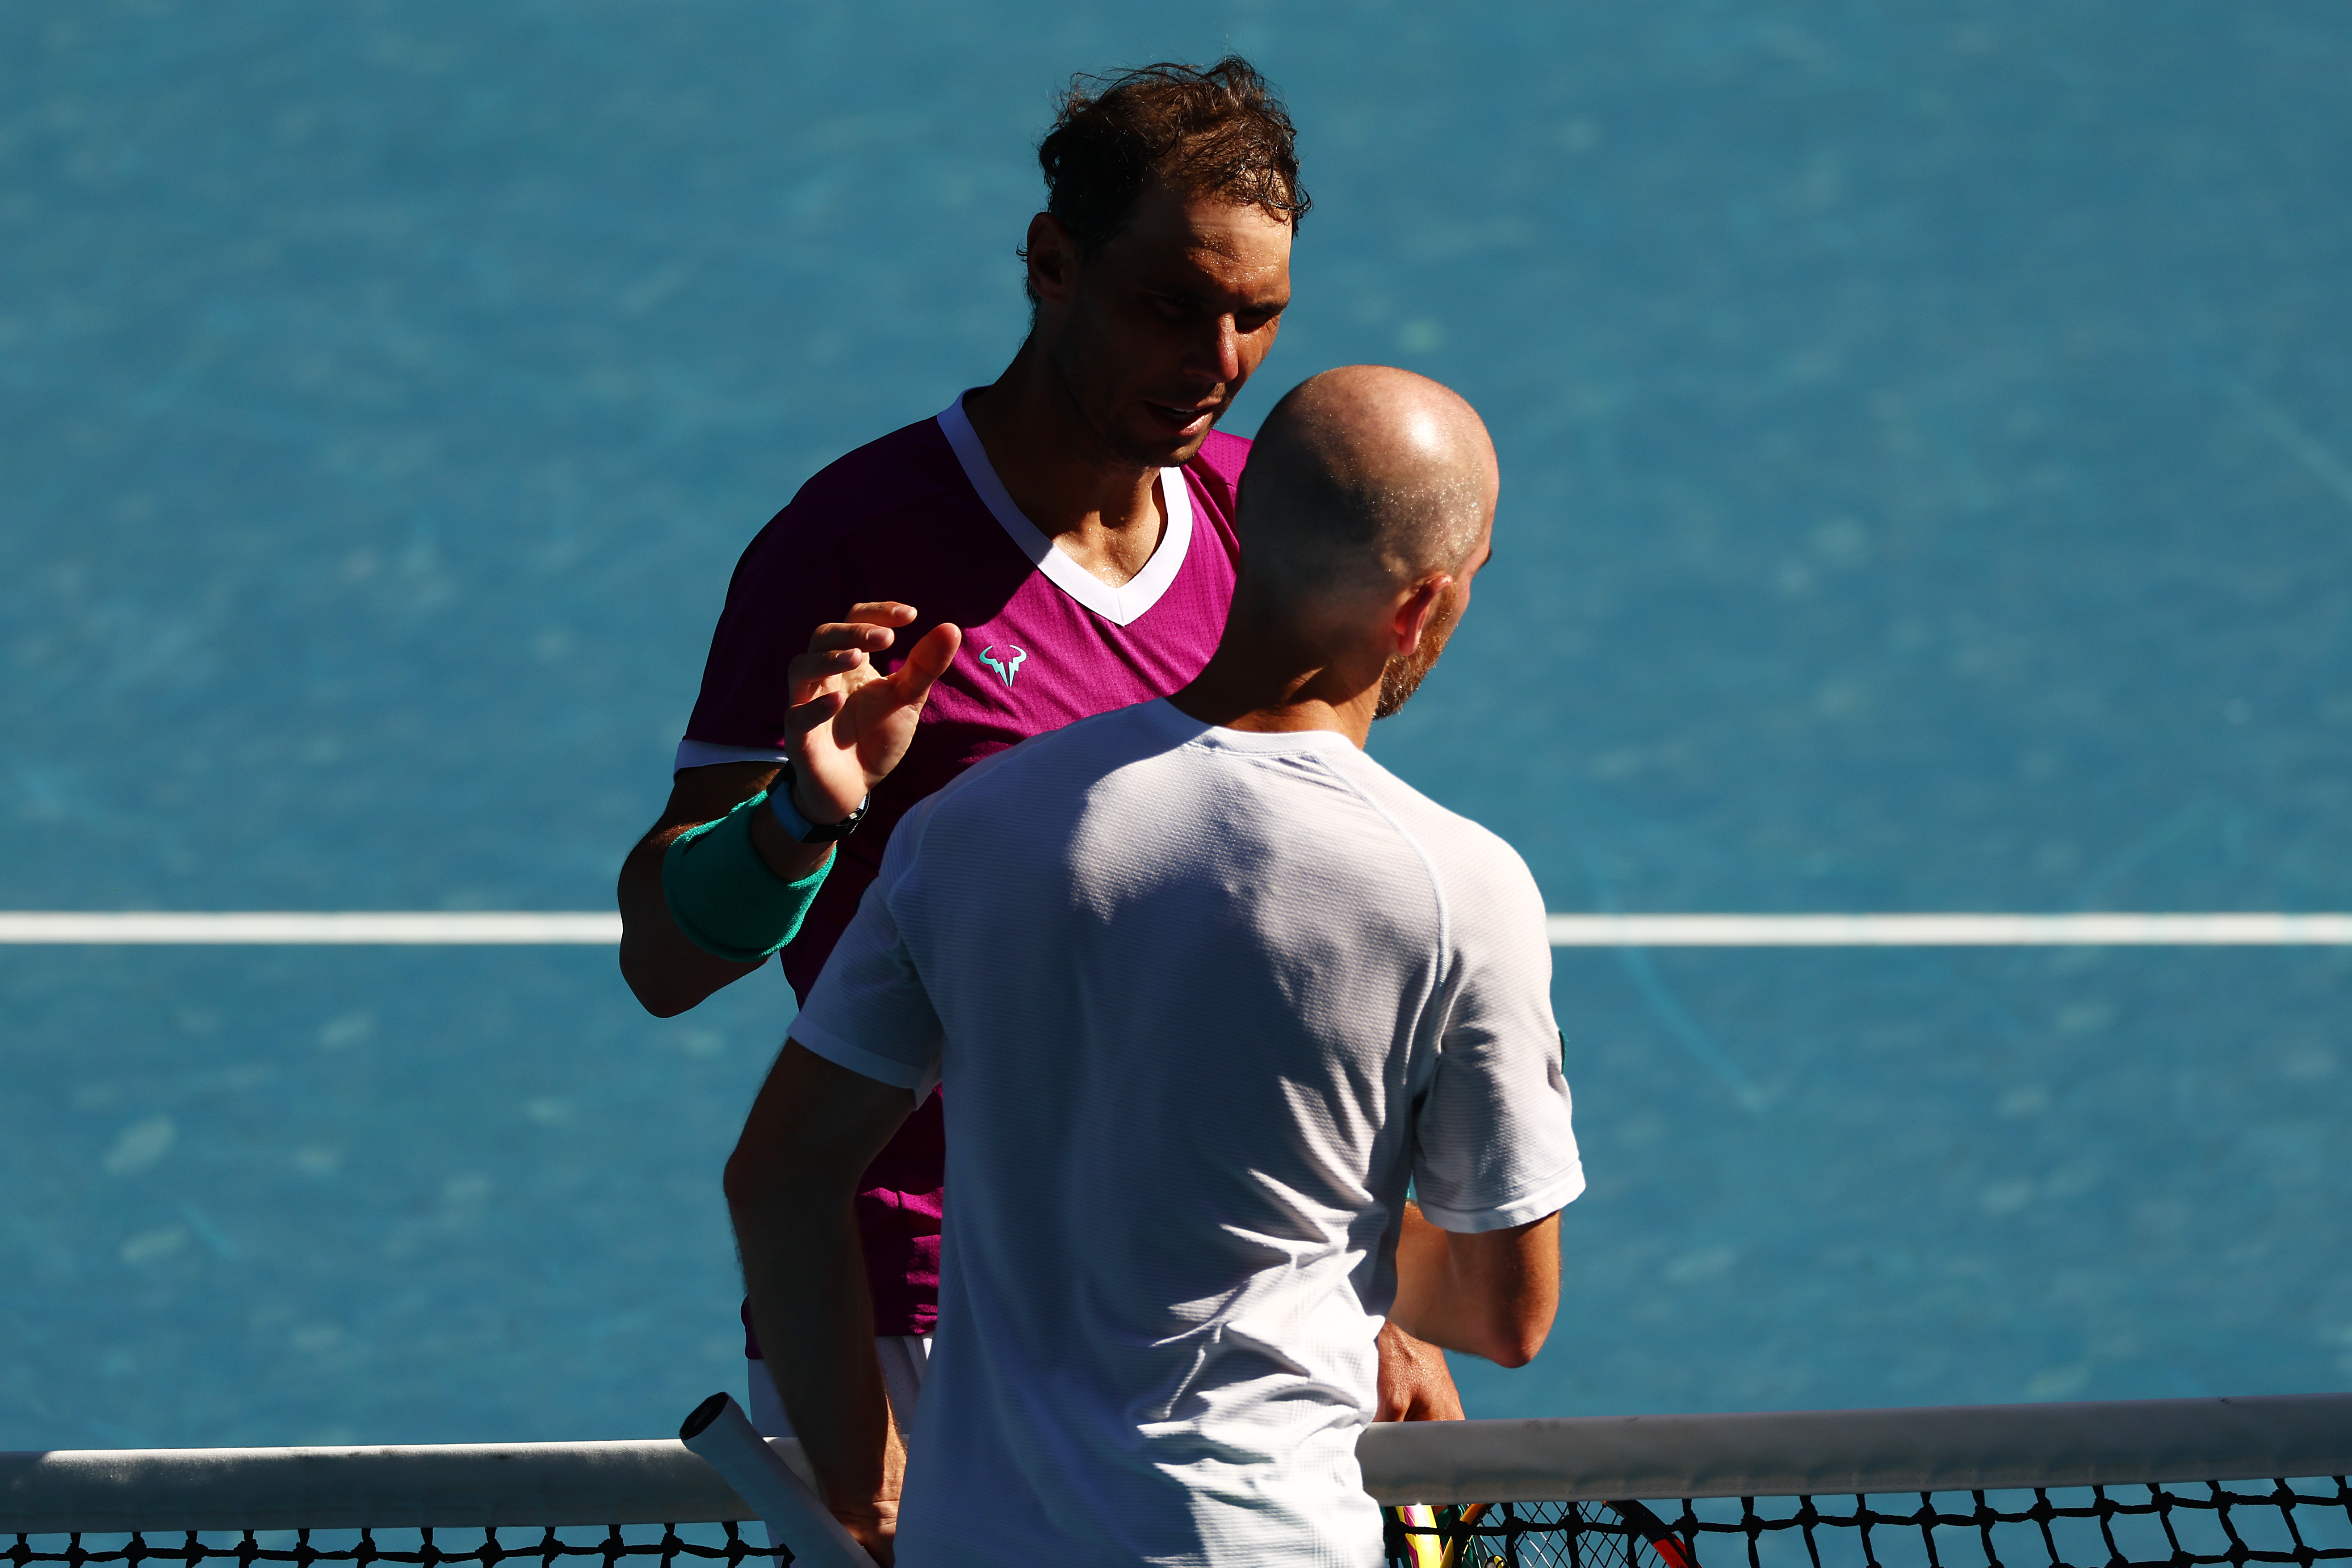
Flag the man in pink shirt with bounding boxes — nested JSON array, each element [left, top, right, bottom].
[[615, 58, 1460, 1516]]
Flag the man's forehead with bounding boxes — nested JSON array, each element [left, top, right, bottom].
[[1111, 184, 1294, 293]]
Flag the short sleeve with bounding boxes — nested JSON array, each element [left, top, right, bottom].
[[790, 870, 944, 1100], [1409, 854, 1585, 1233], [679, 507, 855, 759]]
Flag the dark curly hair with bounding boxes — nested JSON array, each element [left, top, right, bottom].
[[1026, 57, 1309, 295]]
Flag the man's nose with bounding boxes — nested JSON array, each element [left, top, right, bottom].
[[1191, 315, 1243, 386]]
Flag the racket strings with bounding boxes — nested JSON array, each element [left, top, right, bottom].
[[1387, 1501, 1688, 1568]]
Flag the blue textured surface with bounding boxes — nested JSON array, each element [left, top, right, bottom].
[[4, 2, 2350, 1446]]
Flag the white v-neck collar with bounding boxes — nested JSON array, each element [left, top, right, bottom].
[[936, 393, 1195, 628]]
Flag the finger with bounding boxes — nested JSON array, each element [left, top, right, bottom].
[[1420, 1379, 1467, 1422], [841, 601, 918, 626], [878, 622, 963, 708], [782, 688, 845, 737], [804, 620, 895, 657], [786, 646, 867, 704]]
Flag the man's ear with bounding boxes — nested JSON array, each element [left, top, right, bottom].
[[1392, 573, 1456, 658], [1024, 211, 1079, 308]]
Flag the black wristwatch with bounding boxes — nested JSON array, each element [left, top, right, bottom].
[[769, 762, 869, 843]]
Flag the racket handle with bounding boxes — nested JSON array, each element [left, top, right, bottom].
[[680, 1392, 879, 1568]]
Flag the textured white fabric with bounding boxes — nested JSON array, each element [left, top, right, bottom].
[[792, 699, 1584, 1568]]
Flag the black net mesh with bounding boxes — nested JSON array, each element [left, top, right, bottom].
[[1386, 1480, 2352, 1568], [11, 1479, 2351, 1568]]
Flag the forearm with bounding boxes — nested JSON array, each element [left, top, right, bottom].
[[729, 1153, 892, 1527], [1389, 1204, 1559, 1368], [616, 767, 833, 1017], [1388, 1203, 1467, 1348], [747, 792, 839, 880], [723, 1042, 917, 1550], [617, 830, 767, 1015]]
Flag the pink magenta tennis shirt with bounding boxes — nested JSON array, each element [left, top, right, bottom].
[[680, 393, 1247, 1336]]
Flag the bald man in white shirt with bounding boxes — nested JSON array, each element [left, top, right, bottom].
[[726, 365, 1582, 1568]]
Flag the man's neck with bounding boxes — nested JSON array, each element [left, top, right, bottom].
[[963, 339, 1167, 588], [1167, 612, 1379, 750]]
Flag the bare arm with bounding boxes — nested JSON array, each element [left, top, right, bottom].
[[1388, 1202, 1561, 1369], [617, 762, 812, 1016], [724, 1040, 917, 1563], [616, 604, 962, 1018]]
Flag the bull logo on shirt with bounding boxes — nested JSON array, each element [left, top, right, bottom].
[[977, 644, 1028, 689]]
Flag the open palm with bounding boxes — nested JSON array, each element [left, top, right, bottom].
[[781, 604, 962, 824]]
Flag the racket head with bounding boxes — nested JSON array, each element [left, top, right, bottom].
[[1605, 1499, 1701, 1568], [1388, 1499, 1700, 1568]]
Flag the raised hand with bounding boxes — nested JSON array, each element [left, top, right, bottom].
[[781, 602, 963, 825]]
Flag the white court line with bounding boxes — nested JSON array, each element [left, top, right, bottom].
[[1545, 913, 2352, 946], [1, 911, 2351, 946], [0, 912, 624, 944]]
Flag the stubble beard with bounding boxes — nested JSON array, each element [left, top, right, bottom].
[[1373, 585, 1463, 720], [1049, 309, 1220, 471]]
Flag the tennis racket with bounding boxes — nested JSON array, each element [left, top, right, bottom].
[[681, 1392, 878, 1568], [1387, 1497, 1700, 1568]]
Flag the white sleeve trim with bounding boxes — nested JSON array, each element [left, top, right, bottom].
[[675, 739, 791, 773], [1416, 1162, 1587, 1235], [789, 1019, 940, 1103]]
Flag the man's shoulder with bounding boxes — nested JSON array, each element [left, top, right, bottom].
[[936, 703, 1170, 804], [918, 703, 1182, 811], [878, 706, 1165, 884], [766, 412, 968, 546], [1334, 754, 1545, 914]]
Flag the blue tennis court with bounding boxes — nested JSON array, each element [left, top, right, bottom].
[[4, 3, 2349, 1447]]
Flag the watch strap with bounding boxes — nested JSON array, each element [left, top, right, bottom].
[[769, 763, 868, 843]]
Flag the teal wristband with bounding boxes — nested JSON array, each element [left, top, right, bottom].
[[661, 791, 830, 963]]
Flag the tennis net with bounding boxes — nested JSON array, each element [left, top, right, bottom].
[[5, 1394, 2346, 1568]]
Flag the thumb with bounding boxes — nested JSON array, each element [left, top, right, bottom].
[[884, 622, 963, 709]]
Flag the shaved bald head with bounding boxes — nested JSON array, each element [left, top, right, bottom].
[[1172, 366, 1500, 738], [1237, 365, 1499, 606]]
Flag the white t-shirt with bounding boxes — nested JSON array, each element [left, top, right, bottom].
[[792, 699, 1585, 1568]]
